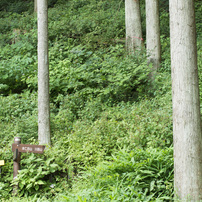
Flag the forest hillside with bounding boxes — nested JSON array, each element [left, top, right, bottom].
[[0, 0, 201, 201]]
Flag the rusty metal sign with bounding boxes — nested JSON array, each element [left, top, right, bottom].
[[12, 144, 45, 154]]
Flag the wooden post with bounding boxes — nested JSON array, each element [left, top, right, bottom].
[[13, 137, 21, 195], [11, 137, 45, 195]]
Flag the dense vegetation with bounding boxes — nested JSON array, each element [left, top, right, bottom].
[[0, 0, 201, 201]]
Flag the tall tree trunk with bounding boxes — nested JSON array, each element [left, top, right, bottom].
[[125, 0, 143, 54], [170, 0, 202, 200], [146, 0, 161, 74], [37, 0, 51, 145]]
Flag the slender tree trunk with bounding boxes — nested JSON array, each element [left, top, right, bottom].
[[125, 0, 143, 54], [170, 0, 202, 200], [146, 0, 161, 74], [37, 0, 51, 145], [34, 0, 37, 13]]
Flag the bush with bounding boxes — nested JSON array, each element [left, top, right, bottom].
[[12, 148, 66, 197], [0, 91, 38, 144], [52, 95, 173, 171], [26, 44, 150, 103], [49, 0, 125, 48], [63, 148, 174, 201], [0, 0, 32, 13], [0, 12, 37, 95]]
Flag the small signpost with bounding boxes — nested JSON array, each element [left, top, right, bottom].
[[12, 137, 45, 195], [12, 144, 45, 154]]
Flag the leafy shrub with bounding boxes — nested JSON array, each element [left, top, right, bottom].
[[49, 0, 125, 48], [0, 0, 58, 13], [1, 138, 70, 200], [159, 36, 171, 73], [0, 145, 13, 199], [0, 91, 37, 121], [26, 44, 150, 104], [64, 148, 174, 201], [195, 1, 202, 38], [52, 95, 173, 172], [12, 152, 60, 197], [0, 0, 32, 13], [159, 5, 169, 37], [0, 91, 38, 143], [0, 13, 37, 94]]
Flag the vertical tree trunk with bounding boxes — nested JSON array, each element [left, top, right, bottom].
[[34, 0, 37, 13], [170, 0, 202, 200], [125, 0, 143, 53], [37, 0, 51, 145], [146, 0, 161, 74]]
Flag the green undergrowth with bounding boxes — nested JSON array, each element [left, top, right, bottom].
[[0, 0, 201, 201], [63, 147, 174, 201], [0, 86, 173, 200]]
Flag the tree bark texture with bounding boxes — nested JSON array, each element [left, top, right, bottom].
[[170, 0, 202, 200], [146, 0, 161, 72], [37, 0, 51, 145], [125, 0, 143, 53]]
